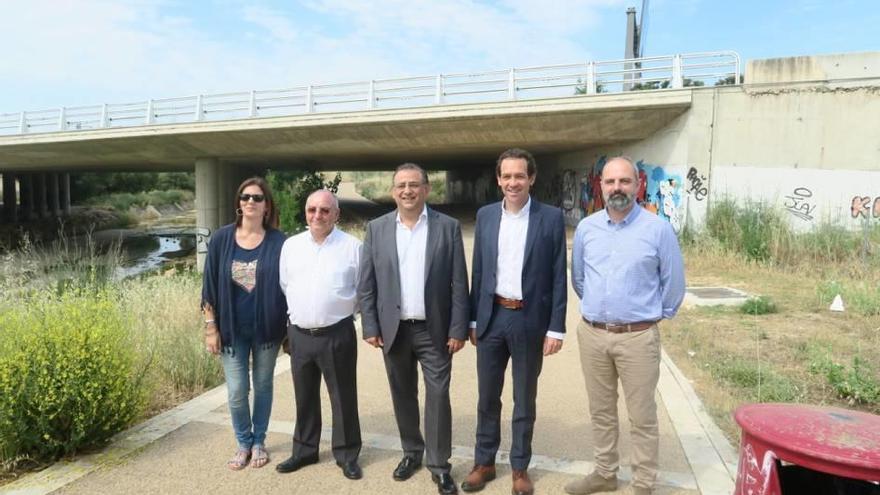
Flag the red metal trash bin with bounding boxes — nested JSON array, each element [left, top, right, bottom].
[[734, 403, 880, 495]]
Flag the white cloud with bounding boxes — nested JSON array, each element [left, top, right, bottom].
[[0, 0, 626, 112]]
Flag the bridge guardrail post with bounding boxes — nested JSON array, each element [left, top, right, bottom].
[[18, 111, 26, 134], [58, 107, 66, 131], [100, 104, 109, 128], [586, 61, 596, 94], [146, 99, 155, 124], [368, 80, 376, 109], [508, 69, 516, 100], [306, 85, 314, 113], [195, 94, 204, 121], [672, 55, 683, 89], [249, 90, 257, 117], [435, 75, 443, 104]]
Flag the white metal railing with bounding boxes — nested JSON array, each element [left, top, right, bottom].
[[0, 51, 739, 136]]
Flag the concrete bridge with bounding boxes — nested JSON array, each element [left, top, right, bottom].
[[2, 50, 879, 266]]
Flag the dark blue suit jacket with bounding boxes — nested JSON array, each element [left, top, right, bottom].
[[469, 199, 567, 338]]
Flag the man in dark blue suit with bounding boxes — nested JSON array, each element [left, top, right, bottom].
[[461, 148, 567, 495]]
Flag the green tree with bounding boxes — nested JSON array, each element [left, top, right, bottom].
[[266, 170, 342, 234]]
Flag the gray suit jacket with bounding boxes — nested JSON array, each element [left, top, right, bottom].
[[358, 208, 469, 354]]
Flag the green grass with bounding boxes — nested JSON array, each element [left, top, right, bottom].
[[807, 344, 880, 405], [707, 354, 803, 403]]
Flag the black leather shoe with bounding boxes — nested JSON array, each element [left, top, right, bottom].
[[392, 455, 422, 481], [337, 460, 363, 480], [432, 473, 459, 495], [275, 454, 319, 473]]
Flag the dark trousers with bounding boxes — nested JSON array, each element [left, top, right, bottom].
[[474, 306, 544, 471], [288, 317, 361, 463], [384, 320, 453, 475]]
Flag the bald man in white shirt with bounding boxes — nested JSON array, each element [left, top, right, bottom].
[[276, 190, 363, 481]]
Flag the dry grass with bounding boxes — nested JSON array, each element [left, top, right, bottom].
[[121, 273, 224, 415], [663, 241, 880, 442]]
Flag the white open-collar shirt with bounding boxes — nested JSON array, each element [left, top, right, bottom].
[[396, 206, 428, 320], [279, 227, 361, 329]]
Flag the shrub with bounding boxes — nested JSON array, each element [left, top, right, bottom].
[[0, 288, 147, 464], [266, 170, 341, 234], [739, 295, 777, 315]]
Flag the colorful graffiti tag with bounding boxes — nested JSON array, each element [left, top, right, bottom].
[[551, 157, 686, 229], [851, 195, 880, 219], [567, 156, 684, 231]]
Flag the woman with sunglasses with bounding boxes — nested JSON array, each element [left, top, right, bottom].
[[201, 177, 288, 470]]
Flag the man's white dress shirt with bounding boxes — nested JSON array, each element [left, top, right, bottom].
[[396, 207, 428, 320], [279, 227, 361, 329]]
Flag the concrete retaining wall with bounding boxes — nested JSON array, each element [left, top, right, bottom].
[[541, 52, 880, 231]]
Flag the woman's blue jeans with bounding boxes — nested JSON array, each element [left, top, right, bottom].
[[220, 325, 280, 450]]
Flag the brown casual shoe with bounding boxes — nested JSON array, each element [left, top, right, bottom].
[[511, 469, 533, 495], [563, 471, 618, 494], [460, 464, 496, 492]]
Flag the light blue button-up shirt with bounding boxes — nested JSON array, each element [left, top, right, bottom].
[[571, 205, 685, 324]]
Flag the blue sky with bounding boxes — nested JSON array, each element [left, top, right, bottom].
[[1, 0, 876, 113]]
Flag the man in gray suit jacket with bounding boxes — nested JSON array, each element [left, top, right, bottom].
[[358, 163, 469, 495]]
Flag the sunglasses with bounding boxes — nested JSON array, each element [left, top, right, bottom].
[[239, 194, 265, 203]]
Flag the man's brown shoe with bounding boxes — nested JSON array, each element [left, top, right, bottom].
[[511, 469, 534, 495], [460, 464, 496, 492]]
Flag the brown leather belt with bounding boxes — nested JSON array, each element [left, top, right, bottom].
[[583, 317, 656, 333], [494, 295, 524, 310]]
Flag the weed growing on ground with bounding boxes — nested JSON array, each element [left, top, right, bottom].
[[707, 354, 803, 402], [808, 345, 880, 406], [739, 296, 777, 315]]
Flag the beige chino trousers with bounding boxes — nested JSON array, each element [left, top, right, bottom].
[[577, 319, 661, 489]]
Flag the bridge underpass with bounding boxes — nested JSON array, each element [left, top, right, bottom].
[[0, 90, 692, 267]]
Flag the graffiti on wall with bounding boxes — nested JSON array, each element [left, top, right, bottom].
[[851, 195, 880, 219], [783, 187, 817, 222], [686, 167, 708, 201], [554, 156, 685, 231]]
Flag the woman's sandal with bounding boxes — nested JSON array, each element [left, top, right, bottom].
[[251, 445, 269, 469], [227, 448, 251, 470]]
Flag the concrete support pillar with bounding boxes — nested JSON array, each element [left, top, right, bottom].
[[2, 173, 17, 223], [61, 173, 71, 216], [37, 173, 49, 219], [195, 157, 220, 272], [20, 173, 35, 221], [216, 161, 234, 225], [48, 172, 61, 218]]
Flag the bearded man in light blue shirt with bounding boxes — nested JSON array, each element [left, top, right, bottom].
[[566, 156, 685, 495]]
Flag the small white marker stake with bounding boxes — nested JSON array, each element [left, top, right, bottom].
[[829, 294, 845, 312]]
